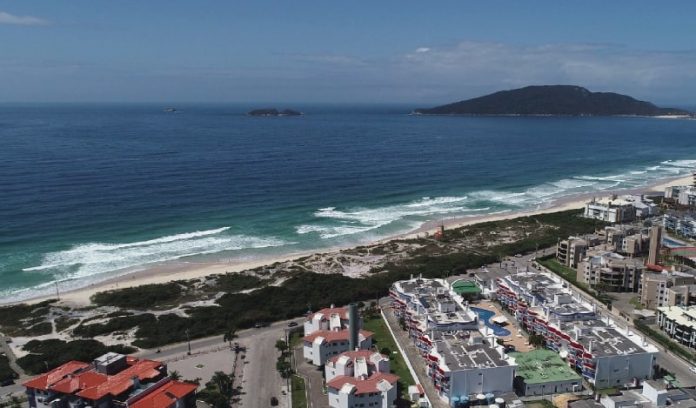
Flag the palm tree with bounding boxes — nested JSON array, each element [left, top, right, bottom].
[[169, 370, 181, 381]]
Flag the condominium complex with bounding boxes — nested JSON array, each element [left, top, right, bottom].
[[23, 353, 196, 408], [557, 238, 588, 268], [303, 305, 374, 366], [664, 213, 696, 239], [390, 277, 516, 404], [325, 350, 399, 408], [665, 185, 696, 207], [495, 271, 658, 389], [578, 250, 644, 292], [656, 305, 696, 349], [640, 272, 695, 309], [584, 196, 637, 223]]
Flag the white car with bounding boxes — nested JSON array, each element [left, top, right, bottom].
[[690, 366, 696, 374]]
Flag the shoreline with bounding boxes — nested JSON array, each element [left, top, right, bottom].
[[6, 173, 693, 307]]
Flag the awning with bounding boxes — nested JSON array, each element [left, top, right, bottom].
[[491, 315, 508, 324]]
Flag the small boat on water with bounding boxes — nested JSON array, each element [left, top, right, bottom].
[[163, 107, 177, 112]]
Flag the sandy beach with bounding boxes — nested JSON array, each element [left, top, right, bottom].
[[13, 174, 693, 307]]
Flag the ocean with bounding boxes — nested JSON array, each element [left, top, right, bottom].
[[1, 103, 695, 300]]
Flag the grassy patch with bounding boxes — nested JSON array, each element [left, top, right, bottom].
[[524, 400, 555, 408], [212, 273, 267, 293], [55, 316, 80, 332], [17, 339, 137, 375], [362, 316, 414, 398], [291, 375, 307, 408], [537, 257, 578, 283], [91, 283, 184, 309], [0, 300, 55, 336], [629, 297, 644, 310], [0, 353, 17, 382]]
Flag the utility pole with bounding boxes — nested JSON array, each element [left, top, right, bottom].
[[186, 329, 191, 355], [55, 281, 60, 300]]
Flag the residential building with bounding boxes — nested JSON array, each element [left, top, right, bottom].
[[598, 380, 696, 408], [648, 226, 662, 265], [426, 331, 516, 404], [666, 185, 696, 207], [495, 271, 658, 388], [667, 284, 696, 307], [640, 272, 696, 309], [656, 305, 696, 349], [23, 353, 196, 408], [303, 305, 374, 366], [509, 349, 582, 396], [390, 277, 516, 404], [663, 213, 696, 239], [584, 196, 636, 223], [557, 238, 588, 268], [578, 251, 644, 292], [325, 350, 398, 408]]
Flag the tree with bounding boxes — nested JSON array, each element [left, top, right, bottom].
[[169, 370, 181, 381], [275, 339, 288, 354], [223, 327, 237, 348]]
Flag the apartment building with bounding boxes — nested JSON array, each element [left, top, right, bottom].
[[557, 238, 588, 268], [640, 272, 696, 309], [665, 185, 696, 207], [495, 271, 658, 388], [325, 350, 399, 408], [656, 305, 696, 349], [23, 353, 196, 408], [303, 305, 374, 366], [577, 251, 644, 292], [390, 277, 515, 404], [584, 196, 636, 223], [663, 213, 696, 239]]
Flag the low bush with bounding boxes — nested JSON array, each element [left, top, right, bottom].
[[17, 339, 137, 375]]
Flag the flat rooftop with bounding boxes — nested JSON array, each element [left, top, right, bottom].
[[509, 349, 580, 384], [657, 305, 696, 330], [433, 332, 512, 371], [559, 319, 654, 357]]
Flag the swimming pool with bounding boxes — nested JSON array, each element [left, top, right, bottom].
[[470, 306, 512, 337]]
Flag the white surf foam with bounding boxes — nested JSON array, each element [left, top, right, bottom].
[[23, 227, 288, 279]]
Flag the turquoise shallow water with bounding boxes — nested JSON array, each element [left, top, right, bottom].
[[1, 104, 695, 300]]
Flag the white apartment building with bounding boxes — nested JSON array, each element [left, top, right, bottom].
[[584, 196, 637, 223], [496, 270, 658, 388], [302, 306, 373, 366], [666, 185, 696, 207], [656, 305, 696, 349], [325, 350, 398, 408], [578, 250, 644, 292]]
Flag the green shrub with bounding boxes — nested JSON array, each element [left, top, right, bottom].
[[91, 283, 183, 309], [17, 339, 137, 375]]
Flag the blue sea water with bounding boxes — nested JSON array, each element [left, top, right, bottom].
[[1, 103, 695, 300]]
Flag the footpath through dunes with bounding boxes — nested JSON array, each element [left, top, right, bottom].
[[0, 208, 611, 375]]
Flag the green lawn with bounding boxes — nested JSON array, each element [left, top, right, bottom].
[[537, 257, 578, 283], [289, 330, 304, 349], [362, 315, 415, 398], [291, 375, 307, 408]]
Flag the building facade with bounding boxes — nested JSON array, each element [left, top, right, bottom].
[[302, 306, 374, 366], [578, 251, 644, 292], [495, 271, 658, 389], [557, 238, 588, 268], [656, 305, 696, 349], [325, 350, 398, 408], [640, 272, 695, 309], [584, 197, 636, 223]]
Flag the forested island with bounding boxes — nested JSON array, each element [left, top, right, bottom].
[[413, 85, 691, 116]]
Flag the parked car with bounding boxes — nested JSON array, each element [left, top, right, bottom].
[[287, 321, 298, 327]]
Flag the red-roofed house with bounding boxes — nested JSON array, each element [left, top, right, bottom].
[[23, 353, 194, 408], [303, 329, 373, 366], [325, 350, 398, 408], [128, 378, 198, 408], [304, 305, 352, 335]]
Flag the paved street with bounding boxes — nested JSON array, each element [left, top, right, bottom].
[[139, 318, 302, 408], [294, 345, 328, 408]]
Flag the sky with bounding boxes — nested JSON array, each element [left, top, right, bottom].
[[1, 1, 696, 104]]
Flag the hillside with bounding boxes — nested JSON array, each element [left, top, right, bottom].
[[414, 85, 691, 116]]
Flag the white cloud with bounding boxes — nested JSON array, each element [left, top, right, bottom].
[[0, 10, 47, 26]]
